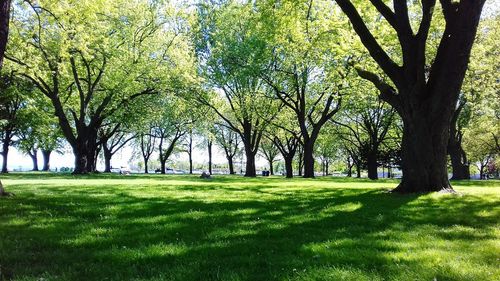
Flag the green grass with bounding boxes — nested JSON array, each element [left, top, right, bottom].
[[0, 173, 499, 281]]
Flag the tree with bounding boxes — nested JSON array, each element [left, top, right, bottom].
[[135, 127, 156, 174], [0, 0, 11, 196], [213, 122, 241, 175], [315, 126, 341, 176], [447, 98, 470, 179], [0, 0, 10, 69], [334, 92, 396, 180], [7, 0, 193, 174], [450, 15, 500, 179], [259, 137, 280, 175], [258, 0, 346, 178], [0, 74, 29, 173], [99, 125, 135, 173], [150, 94, 199, 174], [194, 2, 278, 177], [335, 0, 486, 192]]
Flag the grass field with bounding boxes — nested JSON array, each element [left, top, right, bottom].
[[0, 173, 499, 281]]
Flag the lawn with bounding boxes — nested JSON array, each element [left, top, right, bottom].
[[0, 173, 499, 281]]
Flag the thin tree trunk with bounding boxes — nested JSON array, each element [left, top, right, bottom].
[[297, 149, 303, 177], [356, 163, 361, 178], [208, 140, 213, 175], [1, 137, 10, 173], [188, 134, 193, 174], [284, 156, 293, 178], [144, 157, 149, 174], [41, 150, 51, 171], [227, 156, 235, 175], [269, 159, 274, 175]]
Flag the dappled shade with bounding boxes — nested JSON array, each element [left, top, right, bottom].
[[1, 174, 498, 280]]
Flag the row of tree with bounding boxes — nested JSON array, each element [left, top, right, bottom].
[[0, 0, 498, 193]]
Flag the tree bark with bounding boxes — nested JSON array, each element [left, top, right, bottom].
[[297, 149, 303, 176], [303, 141, 315, 178], [284, 156, 294, 178], [367, 151, 378, 180], [269, 159, 274, 175], [41, 150, 51, 171], [0, 0, 11, 69], [208, 140, 213, 175], [1, 131, 10, 173], [144, 157, 149, 174], [393, 115, 452, 193], [448, 103, 470, 180], [160, 159, 166, 174], [72, 129, 99, 174], [355, 163, 361, 178], [244, 145, 256, 177], [448, 141, 470, 180], [227, 156, 235, 174], [28, 149, 39, 171], [103, 144, 112, 173]]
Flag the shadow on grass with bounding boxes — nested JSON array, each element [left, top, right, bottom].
[[0, 178, 498, 281]]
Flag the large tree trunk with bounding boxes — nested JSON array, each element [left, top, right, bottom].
[[29, 149, 39, 171], [393, 115, 452, 193], [73, 149, 88, 174], [284, 156, 294, 178], [41, 150, 51, 171], [367, 151, 378, 180], [72, 129, 99, 174], [302, 141, 315, 178]]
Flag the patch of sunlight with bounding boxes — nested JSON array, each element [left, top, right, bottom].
[[142, 242, 189, 257], [2, 217, 29, 226], [65, 226, 116, 246], [230, 208, 260, 216], [206, 228, 257, 240], [320, 202, 363, 215]]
